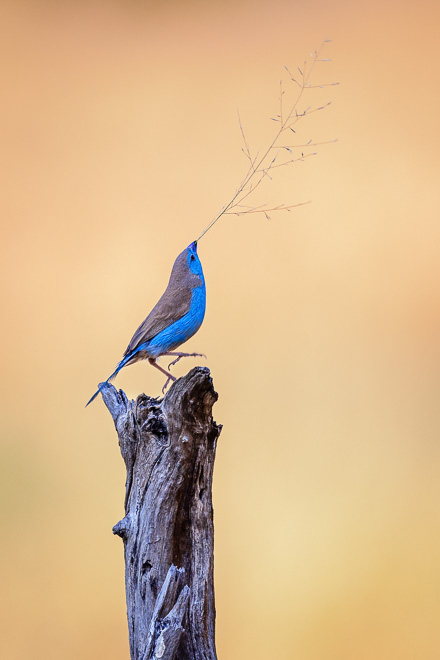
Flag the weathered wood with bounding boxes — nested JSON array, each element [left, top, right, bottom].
[[100, 367, 221, 660]]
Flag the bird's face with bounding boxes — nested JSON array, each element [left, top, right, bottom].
[[187, 241, 203, 279]]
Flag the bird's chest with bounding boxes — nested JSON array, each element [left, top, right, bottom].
[[187, 283, 206, 327], [146, 283, 206, 356], [169, 283, 206, 344]]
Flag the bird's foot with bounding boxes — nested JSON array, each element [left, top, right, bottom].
[[164, 352, 207, 371], [148, 357, 177, 394], [161, 374, 176, 394]]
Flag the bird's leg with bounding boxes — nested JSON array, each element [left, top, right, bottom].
[[162, 351, 207, 370], [148, 357, 176, 394]]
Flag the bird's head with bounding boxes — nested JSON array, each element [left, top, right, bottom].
[[186, 241, 203, 278], [168, 241, 204, 288]]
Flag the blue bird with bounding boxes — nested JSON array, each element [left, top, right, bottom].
[[86, 241, 206, 406]]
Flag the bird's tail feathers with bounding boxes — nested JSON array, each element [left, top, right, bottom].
[[85, 355, 131, 407]]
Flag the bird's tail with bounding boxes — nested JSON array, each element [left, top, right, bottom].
[[85, 355, 131, 407]]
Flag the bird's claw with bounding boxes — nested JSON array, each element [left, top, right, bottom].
[[167, 352, 207, 371], [168, 356, 183, 370], [162, 374, 174, 394]]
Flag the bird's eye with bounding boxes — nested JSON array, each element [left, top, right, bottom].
[[190, 255, 196, 261]]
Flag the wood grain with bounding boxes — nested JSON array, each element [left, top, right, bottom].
[[101, 367, 221, 660]]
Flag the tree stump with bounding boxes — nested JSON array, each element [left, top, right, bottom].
[[100, 367, 221, 660]]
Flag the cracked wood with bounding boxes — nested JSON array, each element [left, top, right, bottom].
[[100, 367, 221, 660]]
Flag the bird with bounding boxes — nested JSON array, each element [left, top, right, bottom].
[[86, 240, 206, 406]]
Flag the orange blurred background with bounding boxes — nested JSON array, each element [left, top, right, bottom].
[[1, 1, 440, 658]]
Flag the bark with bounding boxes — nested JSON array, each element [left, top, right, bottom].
[[100, 366, 221, 660]]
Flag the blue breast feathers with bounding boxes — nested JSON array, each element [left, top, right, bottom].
[[143, 279, 206, 358]]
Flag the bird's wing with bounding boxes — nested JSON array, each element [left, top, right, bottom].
[[123, 283, 192, 357]]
